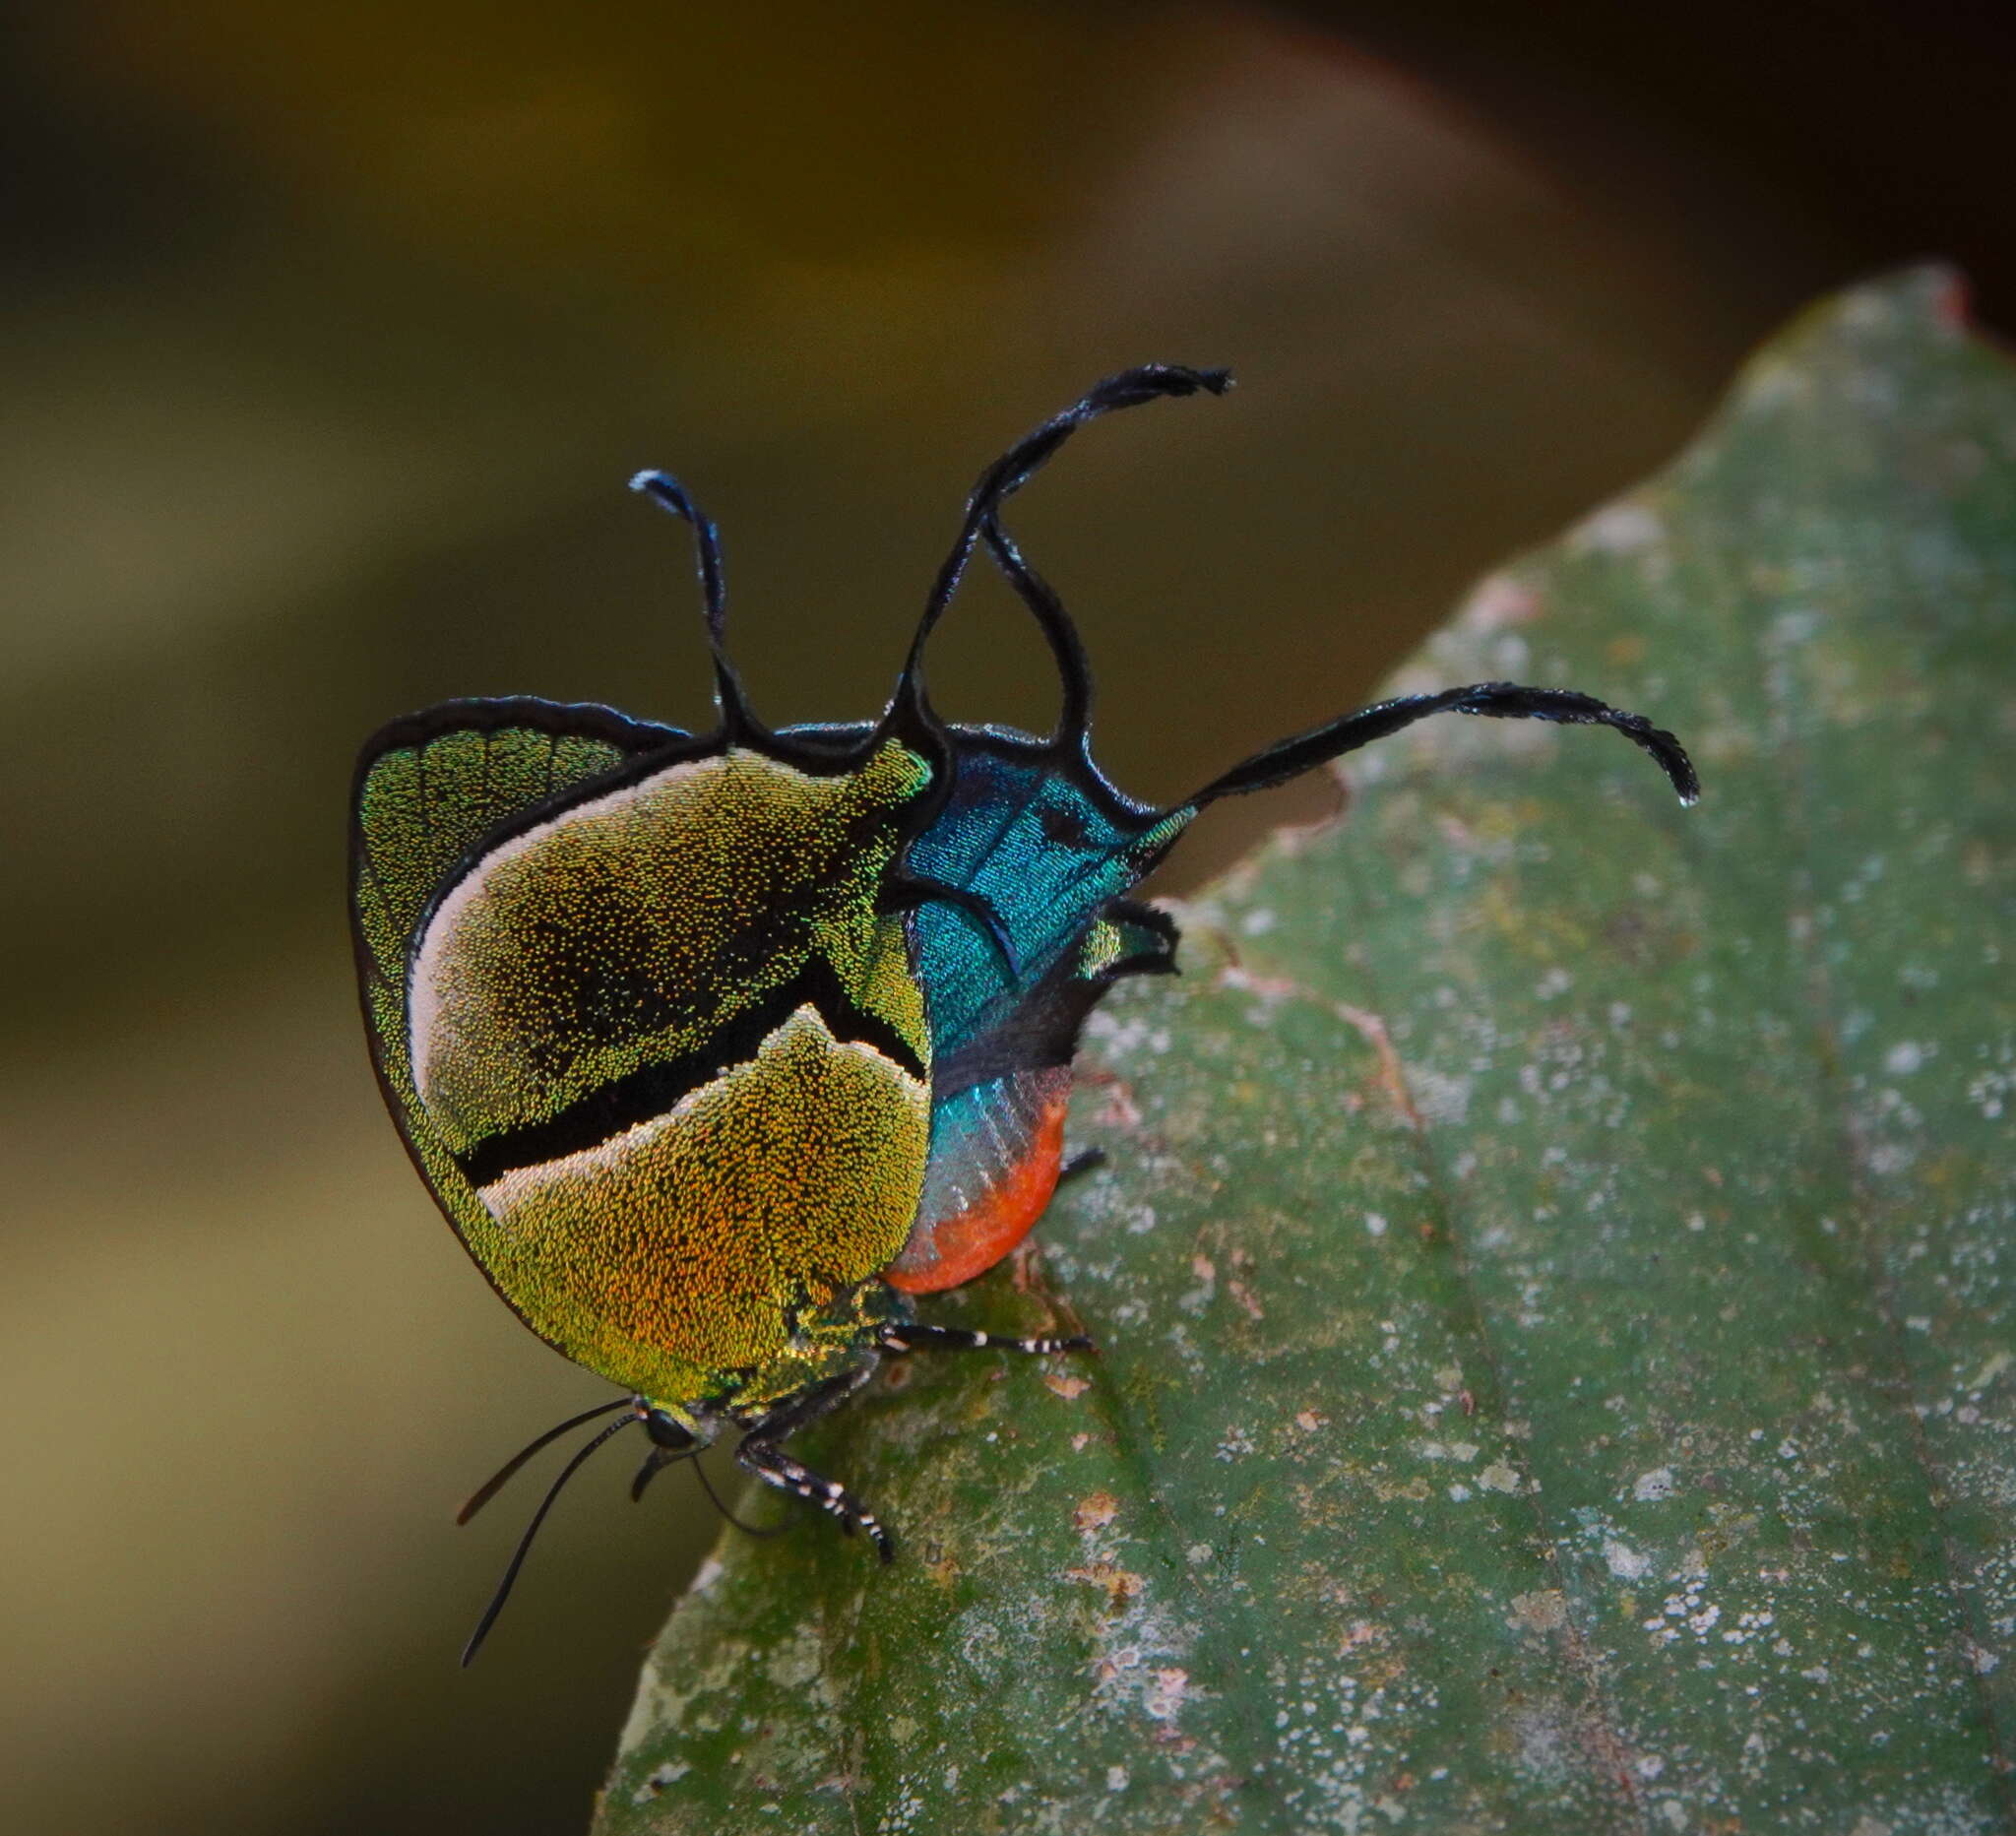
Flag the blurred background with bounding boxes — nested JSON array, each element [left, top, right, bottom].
[[6, 2, 2012, 1830]]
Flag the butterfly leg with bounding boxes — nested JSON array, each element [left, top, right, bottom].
[[879, 1322, 1095, 1357], [735, 1368, 894, 1561]]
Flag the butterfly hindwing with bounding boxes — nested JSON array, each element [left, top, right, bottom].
[[901, 736, 1188, 1062], [884, 735, 1188, 1291]]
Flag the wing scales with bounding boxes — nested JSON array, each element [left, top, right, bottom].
[[348, 699, 684, 1337]]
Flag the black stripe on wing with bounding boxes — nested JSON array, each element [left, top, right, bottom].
[[454, 952, 929, 1187]]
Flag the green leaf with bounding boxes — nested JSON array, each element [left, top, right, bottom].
[[596, 269, 2016, 1833]]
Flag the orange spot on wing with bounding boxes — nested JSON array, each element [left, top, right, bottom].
[[883, 1095, 1068, 1294]]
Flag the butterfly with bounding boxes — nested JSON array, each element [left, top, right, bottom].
[[348, 365, 1698, 1659]]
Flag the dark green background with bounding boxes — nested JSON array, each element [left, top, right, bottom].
[[5, 4, 2009, 1832]]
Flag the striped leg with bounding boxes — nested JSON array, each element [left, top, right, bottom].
[[879, 1322, 1095, 1356], [737, 1438, 893, 1561], [735, 1368, 894, 1561]]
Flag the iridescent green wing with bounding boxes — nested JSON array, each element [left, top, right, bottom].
[[348, 697, 688, 1330]]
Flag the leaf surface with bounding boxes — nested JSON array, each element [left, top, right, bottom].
[[598, 271, 2016, 1834]]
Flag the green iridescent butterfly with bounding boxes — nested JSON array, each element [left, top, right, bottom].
[[348, 365, 1699, 1660]]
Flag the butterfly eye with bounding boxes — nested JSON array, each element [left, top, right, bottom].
[[645, 1410, 696, 1452]]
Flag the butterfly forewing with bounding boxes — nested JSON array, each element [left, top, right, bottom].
[[349, 698, 685, 1339], [352, 705, 940, 1403]]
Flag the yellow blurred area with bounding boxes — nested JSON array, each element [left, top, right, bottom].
[[2, 1, 1876, 1830]]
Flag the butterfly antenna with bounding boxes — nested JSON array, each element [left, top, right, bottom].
[[890, 363, 1233, 739], [461, 1410, 639, 1667], [456, 1396, 635, 1526], [629, 470, 757, 741]]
